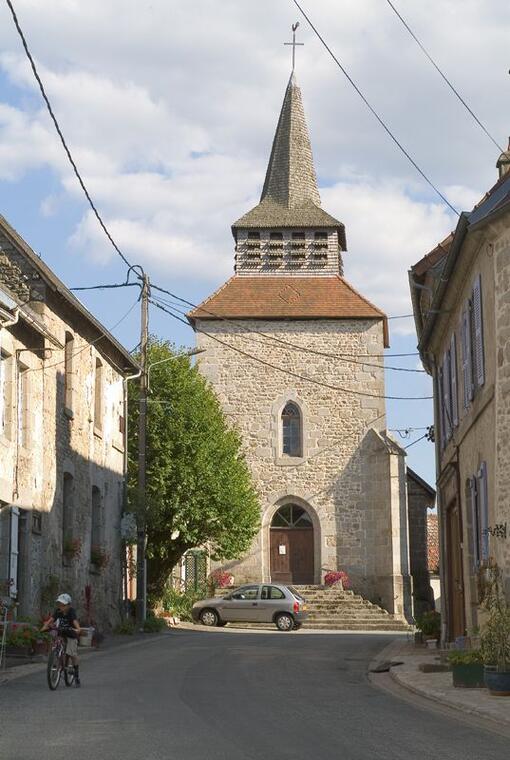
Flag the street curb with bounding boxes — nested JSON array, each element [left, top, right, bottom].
[[388, 666, 510, 731], [0, 631, 173, 686]]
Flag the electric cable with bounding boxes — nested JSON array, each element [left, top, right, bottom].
[[150, 298, 433, 401], [384, 0, 504, 154], [404, 432, 429, 449], [4, 0, 141, 276], [292, 0, 459, 216]]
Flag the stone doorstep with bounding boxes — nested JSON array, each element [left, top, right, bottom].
[[388, 645, 510, 731]]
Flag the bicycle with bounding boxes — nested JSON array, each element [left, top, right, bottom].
[[46, 625, 76, 690]]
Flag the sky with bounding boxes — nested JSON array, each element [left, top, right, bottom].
[[1, 0, 508, 486]]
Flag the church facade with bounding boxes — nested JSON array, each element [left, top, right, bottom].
[[190, 74, 414, 618]]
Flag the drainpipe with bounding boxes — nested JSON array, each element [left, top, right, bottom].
[[430, 354, 449, 647], [121, 369, 142, 614]]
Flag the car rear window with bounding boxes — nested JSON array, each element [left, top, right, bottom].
[[289, 586, 305, 601]]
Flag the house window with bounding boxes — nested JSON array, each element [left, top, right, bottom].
[[0, 350, 8, 436], [64, 332, 74, 412], [247, 231, 260, 240], [91, 486, 102, 558], [270, 231, 283, 241], [62, 473, 74, 551], [32, 510, 42, 535], [468, 462, 489, 568], [16, 362, 28, 448], [282, 402, 302, 457], [314, 231, 328, 240], [94, 358, 103, 432], [461, 274, 485, 409]]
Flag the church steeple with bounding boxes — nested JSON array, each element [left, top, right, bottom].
[[260, 73, 321, 209]]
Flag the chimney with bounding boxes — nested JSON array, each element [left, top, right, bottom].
[[496, 138, 510, 179]]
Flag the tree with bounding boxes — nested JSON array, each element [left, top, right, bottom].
[[128, 338, 260, 602]]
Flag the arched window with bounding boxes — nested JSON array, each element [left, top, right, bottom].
[[281, 402, 302, 457]]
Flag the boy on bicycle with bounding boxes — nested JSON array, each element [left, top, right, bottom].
[[41, 593, 81, 687]]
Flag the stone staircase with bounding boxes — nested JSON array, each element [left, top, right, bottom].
[[293, 585, 411, 631]]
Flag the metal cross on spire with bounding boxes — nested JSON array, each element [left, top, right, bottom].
[[284, 22, 304, 72]]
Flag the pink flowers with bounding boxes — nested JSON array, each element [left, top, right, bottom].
[[209, 570, 234, 589], [324, 571, 351, 589]]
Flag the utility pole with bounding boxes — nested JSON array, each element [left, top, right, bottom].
[[136, 272, 150, 626]]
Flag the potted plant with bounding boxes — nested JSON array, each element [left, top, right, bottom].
[[416, 610, 441, 647], [448, 649, 485, 688], [480, 564, 510, 696], [324, 571, 351, 589], [63, 536, 82, 561], [90, 545, 109, 570], [208, 570, 234, 593]]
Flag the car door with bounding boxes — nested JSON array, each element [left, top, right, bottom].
[[220, 585, 261, 622], [260, 585, 288, 622]]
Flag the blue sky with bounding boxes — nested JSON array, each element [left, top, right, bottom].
[[2, 0, 508, 487]]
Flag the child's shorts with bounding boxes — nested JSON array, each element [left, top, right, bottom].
[[65, 637, 78, 657]]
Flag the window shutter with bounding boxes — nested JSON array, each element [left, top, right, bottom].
[[443, 351, 452, 440], [9, 506, 19, 598], [450, 333, 458, 427], [478, 462, 489, 563], [472, 275, 485, 388], [438, 364, 446, 450], [469, 477, 480, 568], [462, 306, 474, 406]]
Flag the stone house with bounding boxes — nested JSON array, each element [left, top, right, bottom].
[[0, 215, 138, 628], [188, 72, 432, 621], [409, 143, 510, 640], [406, 468, 436, 617]]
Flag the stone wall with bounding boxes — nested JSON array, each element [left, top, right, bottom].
[[0, 231, 129, 629], [196, 316, 409, 616], [407, 472, 435, 617]]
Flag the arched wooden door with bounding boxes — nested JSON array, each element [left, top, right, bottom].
[[270, 505, 314, 584]]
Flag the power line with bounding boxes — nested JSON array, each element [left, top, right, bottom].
[[384, 0, 504, 154], [292, 0, 459, 216], [25, 292, 141, 373], [150, 298, 433, 401], [150, 284, 422, 362], [404, 432, 429, 449], [149, 290, 426, 373], [71, 282, 141, 292], [4, 0, 140, 275]]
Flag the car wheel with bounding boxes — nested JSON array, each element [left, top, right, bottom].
[[275, 613, 294, 632], [200, 608, 219, 627]]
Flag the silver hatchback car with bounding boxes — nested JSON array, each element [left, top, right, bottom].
[[192, 583, 308, 631]]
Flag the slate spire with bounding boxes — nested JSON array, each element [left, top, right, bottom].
[[260, 73, 321, 208]]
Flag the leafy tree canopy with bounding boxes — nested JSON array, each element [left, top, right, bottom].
[[128, 338, 260, 600]]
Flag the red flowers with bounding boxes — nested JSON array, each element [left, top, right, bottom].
[[208, 570, 234, 589], [324, 571, 351, 589]]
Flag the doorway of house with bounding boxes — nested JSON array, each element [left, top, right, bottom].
[[446, 500, 466, 639], [270, 504, 314, 584]]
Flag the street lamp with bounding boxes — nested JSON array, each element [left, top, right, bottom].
[[147, 347, 205, 391]]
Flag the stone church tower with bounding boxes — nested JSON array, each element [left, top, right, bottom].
[[190, 73, 411, 618]]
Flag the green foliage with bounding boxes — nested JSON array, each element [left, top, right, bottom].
[[128, 339, 260, 602], [161, 586, 207, 622], [143, 615, 168, 633], [416, 610, 441, 637], [6, 625, 50, 649], [114, 620, 136, 635], [40, 575, 60, 612], [447, 649, 484, 665], [480, 564, 510, 671]]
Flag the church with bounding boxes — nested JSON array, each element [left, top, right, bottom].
[[189, 71, 430, 620]]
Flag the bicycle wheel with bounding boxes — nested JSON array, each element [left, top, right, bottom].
[[64, 656, 75, 687], [47, 649, 62, 690]]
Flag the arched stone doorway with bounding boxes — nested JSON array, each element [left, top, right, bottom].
[[270, 504, 314, 584]]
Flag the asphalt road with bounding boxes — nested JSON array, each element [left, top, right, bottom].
[[0, 629, 507, 759]]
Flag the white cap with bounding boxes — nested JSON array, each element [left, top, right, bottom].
[[56, 593, 72, 605]]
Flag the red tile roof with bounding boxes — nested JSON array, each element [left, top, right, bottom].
[[188, 276, 389, 346]]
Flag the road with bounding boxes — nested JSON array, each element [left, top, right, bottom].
[[0, 629, 507, 759]]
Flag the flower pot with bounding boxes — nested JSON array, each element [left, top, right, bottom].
[[452, 663, 485, 688], [426, 638, 438, 650], [79, 627, 95, 648], [484, 667, 510, 696]]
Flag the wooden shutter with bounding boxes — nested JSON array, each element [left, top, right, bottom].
[[443, 351, 452, 440], [469, 477, 480, 568], [478, 462, 489, 563], [472, 275, 485, 388], [450, 333, 458, 427], [438, 364, 446, 450], [461, 309, 471, 407], [9, 506, 19, 598]]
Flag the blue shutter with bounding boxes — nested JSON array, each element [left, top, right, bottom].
[[472, 275, 485, 387], [467, 477, 479, 568], [450, 333, 458, 427], [438, 364, 446, 450], [478, 462, 489, 563], [443, 351, 452, 440], [461, 308, 473, 407]]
